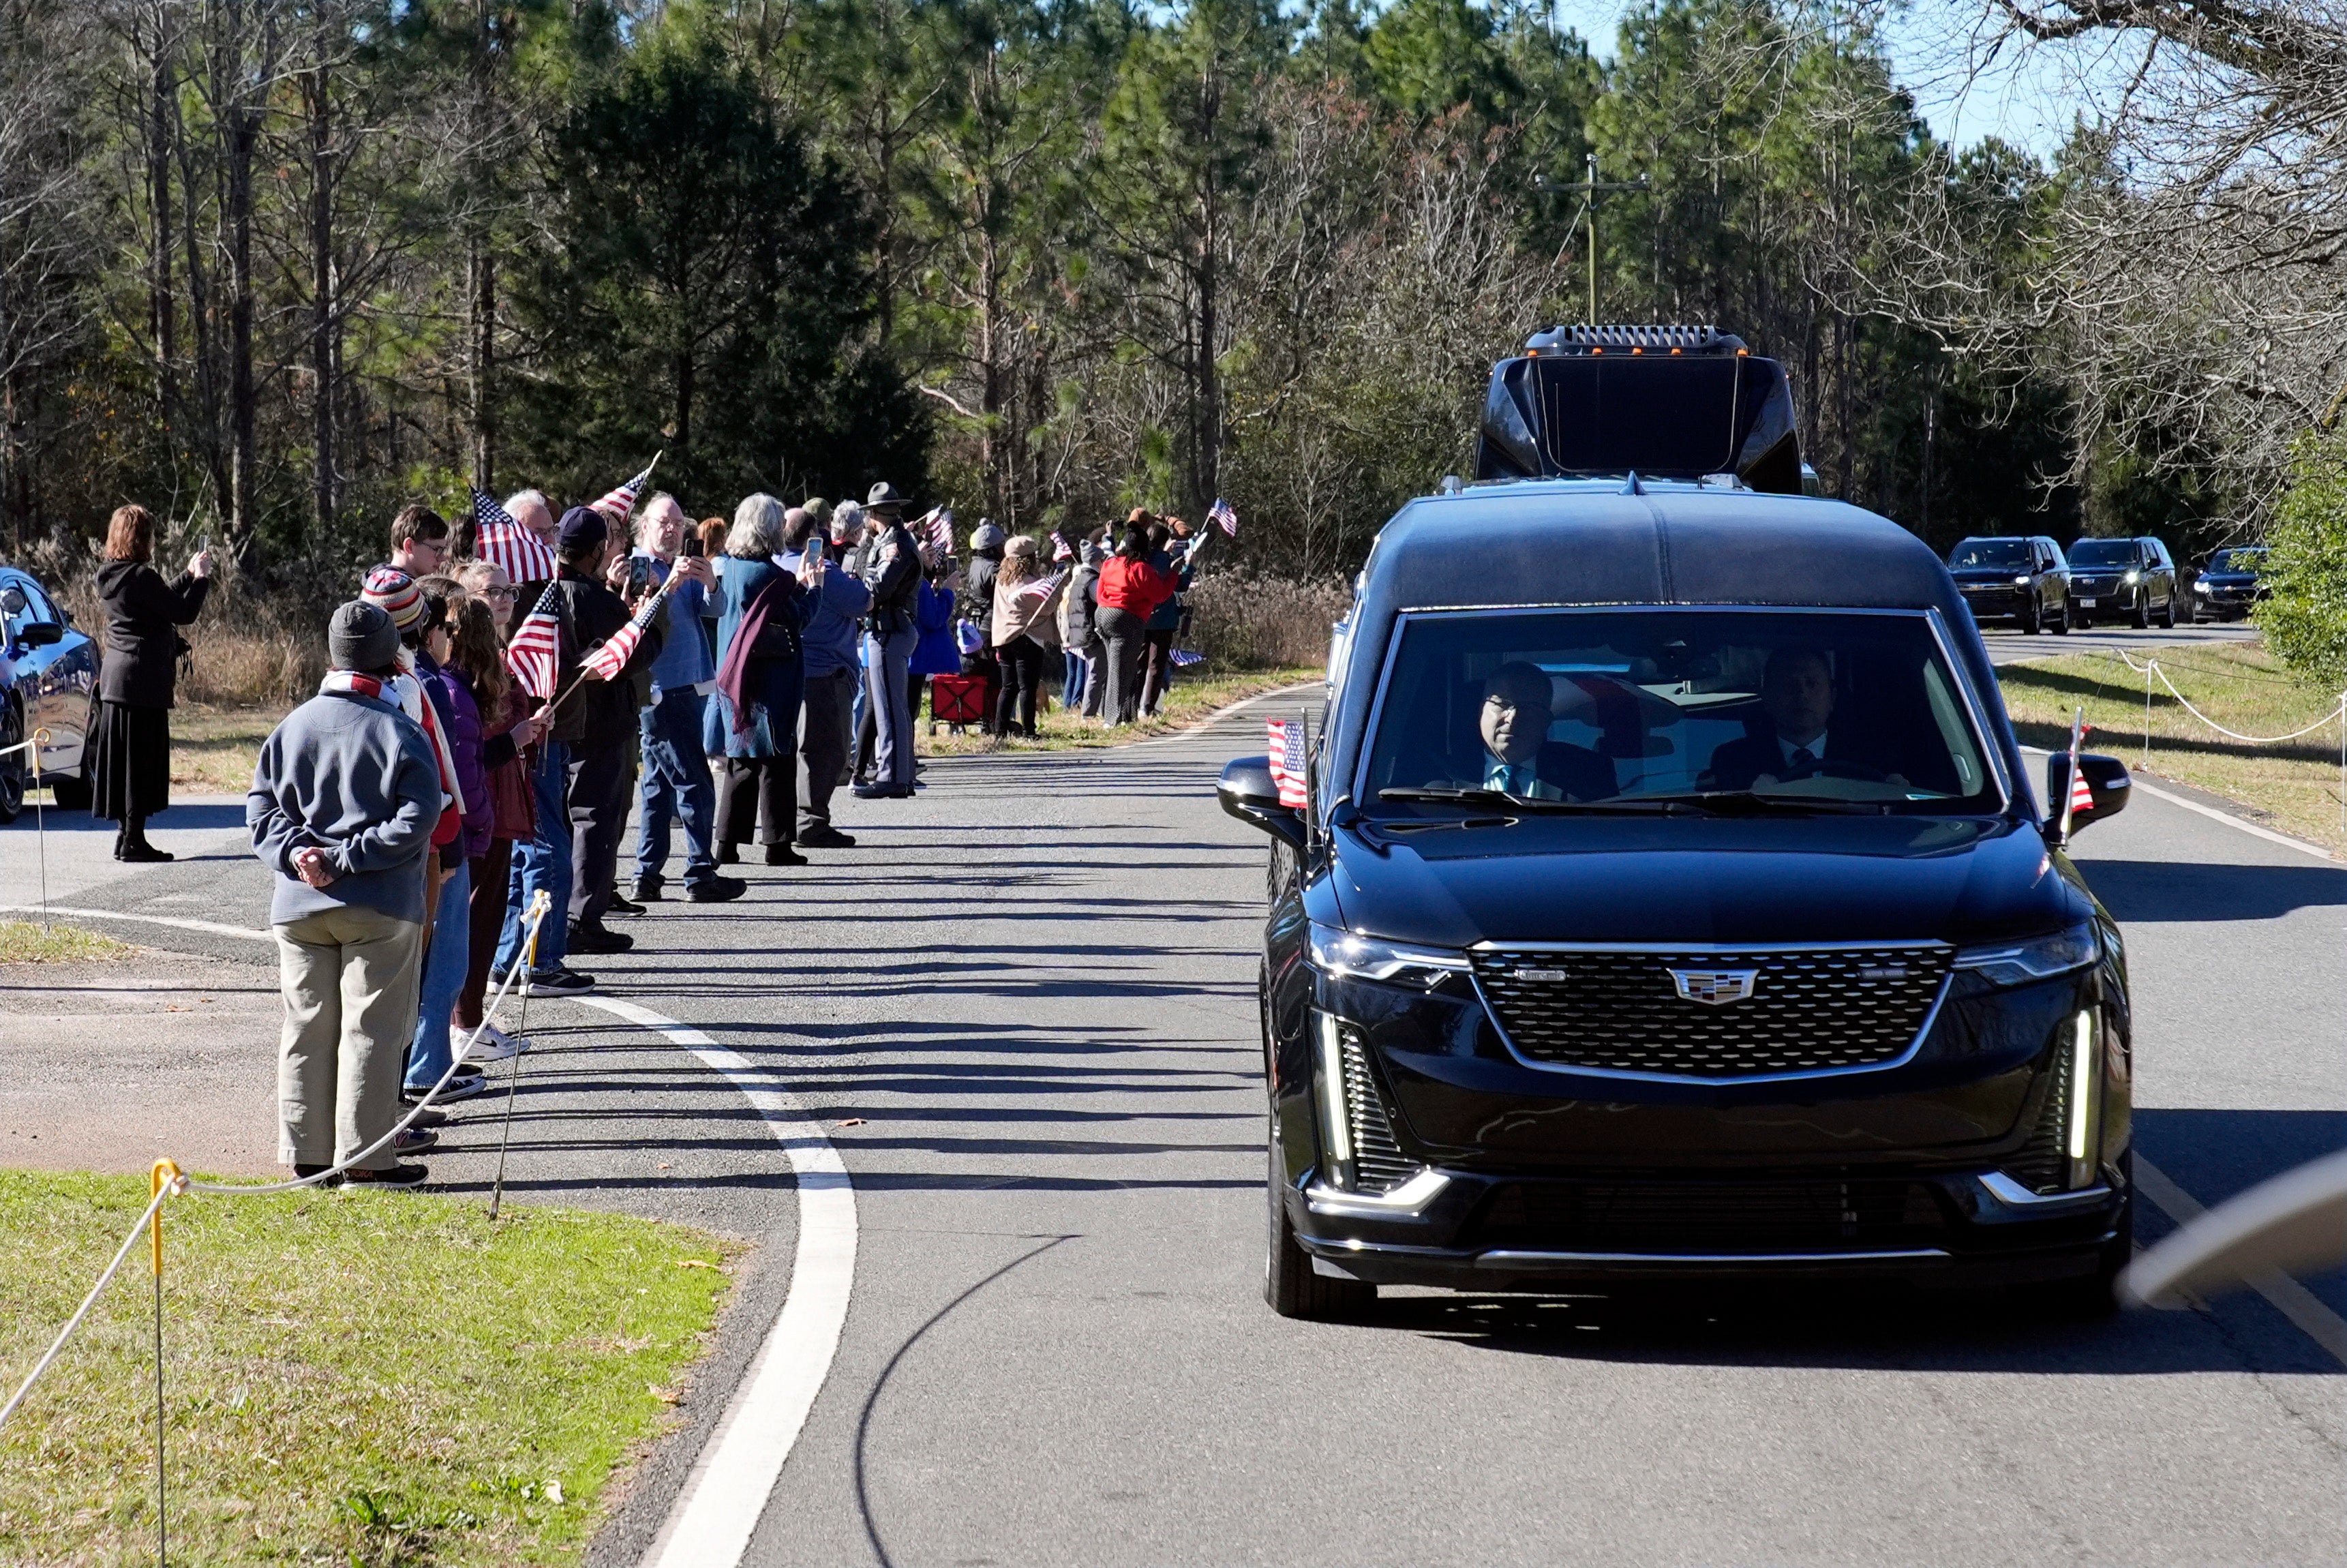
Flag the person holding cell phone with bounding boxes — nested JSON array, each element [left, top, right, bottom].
[[627, 494, 742, 903], [90, 504, 212, 861]]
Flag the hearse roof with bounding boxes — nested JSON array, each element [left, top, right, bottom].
[[1363, 481, 1958, 620]]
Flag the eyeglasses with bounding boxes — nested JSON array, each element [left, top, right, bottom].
[[483, 585, 517, 601]]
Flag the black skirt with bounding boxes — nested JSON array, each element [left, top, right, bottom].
[[91, 701, 172, 823]]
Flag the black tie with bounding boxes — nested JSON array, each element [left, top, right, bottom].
[[1789, 747, 1816, 770]]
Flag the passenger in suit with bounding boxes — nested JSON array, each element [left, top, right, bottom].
[[1706, 646, 1902, 789], [1474, 661, 1615, 801]]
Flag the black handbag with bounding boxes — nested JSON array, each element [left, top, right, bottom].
[[746, 579, 801, 663]]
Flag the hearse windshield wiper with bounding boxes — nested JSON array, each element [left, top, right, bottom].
[[1627, 789, 1892, 816], [1376, 786, 1703, 815]]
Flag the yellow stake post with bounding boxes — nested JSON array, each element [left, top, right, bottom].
[[149, 1158, 179, 1567]]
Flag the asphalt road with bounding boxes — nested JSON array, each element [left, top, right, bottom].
[[11, 640, 2343, 1567]]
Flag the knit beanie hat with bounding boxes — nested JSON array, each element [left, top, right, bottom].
[[328, 601, 399, 673], [971, 522, 1006, 553], [803, 497, 833, 530], [361, 567, 424, 631]]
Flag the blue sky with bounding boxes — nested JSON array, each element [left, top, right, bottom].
[[1552, 0, 2151, 160]]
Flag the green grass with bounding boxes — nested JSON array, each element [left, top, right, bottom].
[[170, 702, 286, 795], [0, 1172, 736, 1566], [919, 665, 1318, 755], [0, 920, 135, 963], [1997, 639, 2347, 853]]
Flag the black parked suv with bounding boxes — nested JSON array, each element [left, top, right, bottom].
[[2190, 546, 2267, 622], [1947, 536, 2072, 634], [1222, 326, 2136, 1321], [2065, 537, 2177, 629]]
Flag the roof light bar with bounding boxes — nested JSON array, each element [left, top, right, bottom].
[[1520, 323, 1746, 355]]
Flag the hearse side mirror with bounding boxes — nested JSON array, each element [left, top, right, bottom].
[[1219, 756, 1305, 851], [16, 620, 63, 647], [2045, 753, 2131, 842]]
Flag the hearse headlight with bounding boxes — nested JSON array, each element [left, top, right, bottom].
[[1307, 922, 1469, 990], [1952, 922, 2098, 988]]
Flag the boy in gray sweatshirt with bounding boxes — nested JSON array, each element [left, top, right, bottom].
[[247, 600, 441, 1183]]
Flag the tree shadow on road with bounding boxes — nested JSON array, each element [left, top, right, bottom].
[[2074, 858, 2347, 922]]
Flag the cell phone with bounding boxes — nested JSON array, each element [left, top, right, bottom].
[[682, 535, 705, 558], [627, 555, 653, 593]]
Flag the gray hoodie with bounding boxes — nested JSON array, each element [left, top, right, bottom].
[[247, 684, 440, 925]]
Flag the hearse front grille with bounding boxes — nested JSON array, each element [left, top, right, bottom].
[[1998, 1038, 2074, 1194], [1337, 1025, 1419, 1194], [1472, 1177, 1950, 1254], [1471, 945, 1952, 1079]]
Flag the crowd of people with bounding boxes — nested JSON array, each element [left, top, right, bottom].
[[210, 481, 1221, 1186]]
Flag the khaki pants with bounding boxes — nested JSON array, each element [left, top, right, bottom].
[[275, 905, 423, 1171]]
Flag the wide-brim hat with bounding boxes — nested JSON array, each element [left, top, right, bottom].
[[865, 481, 912, 513]]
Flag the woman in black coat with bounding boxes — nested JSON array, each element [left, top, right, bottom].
[[90, 504, 211, 861]]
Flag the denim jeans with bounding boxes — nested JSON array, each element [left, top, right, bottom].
[[1061, 647, 1087, 713], [496, 739, 571, 976], [636, 687, 718, 888], [404, 858, 472, 1094]]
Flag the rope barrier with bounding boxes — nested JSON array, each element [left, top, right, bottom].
[[2108, 649, 2347, 744], [0, 893, 553, 1443]]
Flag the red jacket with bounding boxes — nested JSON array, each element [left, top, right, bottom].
[[1097, 556, 1177, 617]]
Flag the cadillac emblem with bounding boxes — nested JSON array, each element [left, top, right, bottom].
[[1670, 967, 1759, 1006]]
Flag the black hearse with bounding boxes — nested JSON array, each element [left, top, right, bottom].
[[1222, 326, 2136, 1319]]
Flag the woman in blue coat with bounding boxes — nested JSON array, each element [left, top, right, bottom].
[[909, 553, 961, 724], [709, 494, 819, 866]]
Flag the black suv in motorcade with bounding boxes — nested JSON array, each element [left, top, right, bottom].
[[1223, 325, 2136, 1320], [2065, 537, 2177, 629], [1946, 536, 2073, 634], [2190, 546, 2267, 622]]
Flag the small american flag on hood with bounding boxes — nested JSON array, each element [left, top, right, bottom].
[[1267, 718, 1307, 807]]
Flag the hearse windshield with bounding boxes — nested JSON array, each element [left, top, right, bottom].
[[1362, 609, 2001, 815], [1949, 539, 2031, 570], [2067, 540, 2138, 568]]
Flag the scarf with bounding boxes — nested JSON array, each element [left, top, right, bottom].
[[715, 569, 796, 740], [320, 665, 467, 829]]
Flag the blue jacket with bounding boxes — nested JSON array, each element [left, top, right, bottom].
[[780, 551, 870, 676], [911, 578, 960, 676], [709, 557, 808, 759], [636, 552, 714, 693], [1145, 545, 1190, 632]]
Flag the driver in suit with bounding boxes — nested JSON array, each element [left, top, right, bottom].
[[1707, 646, 1900, 789], [1476, 661, 1614, 801]]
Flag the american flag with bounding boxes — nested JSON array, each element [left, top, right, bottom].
[[1052, 533, 1073, 563], [581, 571, 673, 682], [593, 457, 658, 520], [472, 489, 558, 584], [506, 582, 562, 700], [2058, 710, 2092, 834], [1209, 497, 1238, 539], [918, 507, 954, 557], [1170, 648, 1205, 667], [1267, 718, 1307, 808], [2068, 760, 2095, 816]]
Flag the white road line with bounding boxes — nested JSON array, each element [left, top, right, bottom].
[[2015, 748, 2335, 862], [579, 995, 857, 1568], [0, 904, 274, 941], [2134, 1156, 2347, 1368], [2125, 777, 2335, 863]]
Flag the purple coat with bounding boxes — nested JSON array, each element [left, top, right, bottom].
[[428, 663, 494, 860]]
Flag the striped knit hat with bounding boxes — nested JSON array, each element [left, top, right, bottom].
[[361, 566, 425, 631]]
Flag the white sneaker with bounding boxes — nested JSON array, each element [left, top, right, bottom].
[[462, 1023, 525, 1064]]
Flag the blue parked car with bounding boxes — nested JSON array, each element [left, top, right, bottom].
[[0, 565, 99, 821]]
